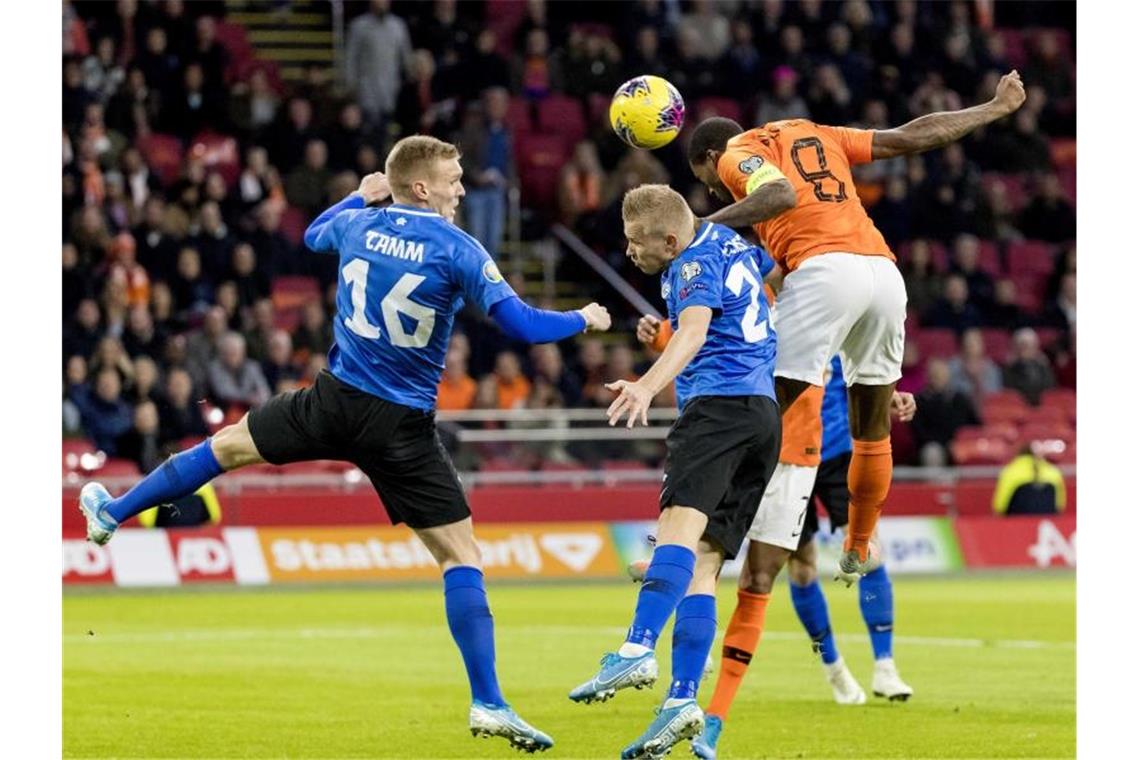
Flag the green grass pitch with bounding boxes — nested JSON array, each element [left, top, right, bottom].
[[64, 573, 1074, 759]]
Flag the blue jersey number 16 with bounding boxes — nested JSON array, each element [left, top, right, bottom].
[[342, 259, 436, 348]]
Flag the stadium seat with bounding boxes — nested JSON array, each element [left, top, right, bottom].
[[913, 328, 958, 359], [1021, 404, 1071, 426], [278, 206, 308, 247], [980, 328, 1012, 361], [950, 433, 1013, 466], [515, 133, 568, 213], [1040, 388, 1076, 421], [997, 28, 1029, 69], [981, 391, 1030, 425], [695, 97, 743, 125], [480, 457, 523, 473], [189, 132, 241, 187], [136, 132, 185, 186], [62, 439, 96, 458], [1035, 327, 1063, 349], [1007, 240, 1055, 275], [1057, 165, 1076, 205], [271, 275, 320, 313], [98, 458, 142, 477], [1050, 138, 1077, 169], [586, 93, 611, 126], [507, 96, 536, 136], [1009, 272, 1046, 311], [537, 95, 587, 147], [977, 240, 1003, 276], [982, 173, 1028, 213], [1019, 421, 1074, 444], [889, 419, 917, 465]]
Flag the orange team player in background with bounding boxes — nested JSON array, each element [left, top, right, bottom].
[[685, 70, 1026, 581]]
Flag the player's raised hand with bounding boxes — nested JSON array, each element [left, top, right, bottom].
[[890, 391, 917, 422], [358, 172, 391, 205], [579, 303, 612, 332], [636, 314, 661, 345], [992, 70, 1026, 116], [605, 379, 653, 428]]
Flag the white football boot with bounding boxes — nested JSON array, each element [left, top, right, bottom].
[[872, 658, 914, 702], [823, 657, 867, 705]]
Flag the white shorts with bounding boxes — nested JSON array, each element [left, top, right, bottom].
[[746, 462, 820, 551], [773, 253, 907, 386]]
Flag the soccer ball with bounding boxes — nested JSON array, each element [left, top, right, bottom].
[[609, 75, 685, 150]]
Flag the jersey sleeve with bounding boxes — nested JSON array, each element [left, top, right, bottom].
[[818, 125, 874, 166], [718, 140, 786, 199], [303, 194, 366, 253], [672, 254, 725, 317], [451, 237, 517, 313], [754, 245, 776, 277]]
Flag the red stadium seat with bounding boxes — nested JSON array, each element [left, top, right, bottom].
[[981, 391, 1030, 425], [913, 328, 958, 359], [1007, 240, 1055, 275], [136, 132, 185, 186], [63, 439, 96, 458], [1021, 405, 1070, 426], [272, 276, 320, 313], [537, 95, 587, 148], [515, 133, 568, 213], [951, 434, 1013, 466], [982, 173, 1029, 213], [1019, 421, 1074, 444], [1040, 388, 1076, 421], [1035, 327, 1063, 349], [480, 457, 523, 473], [980, 329, 1012, 361], [98, 458, 142, 477], [278, 206, 308, 247], [586, 93, 611, 126], [997, 28, 1029, 69], [1057, 165, 1076, 205], [1050, 138, 1077, 169], [189, 131, 241, 187], [977, 240, 1002, 276], [695, 97, 743, 125], [507, 96, 535, 136], [1009, 272, 1046, 311]]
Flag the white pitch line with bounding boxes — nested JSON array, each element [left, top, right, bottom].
[[64, 625, 1074, 651]]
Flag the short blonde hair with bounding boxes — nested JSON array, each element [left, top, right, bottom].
[[621, 184, 694, 239], [385, 135, 461, 200]]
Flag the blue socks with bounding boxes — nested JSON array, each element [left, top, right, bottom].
[[859, 565, 894, 660], [790, 579, 840, 665], [105, 439, 224, 523], [626, 544, 696, 649], [443, 566, 505, 707], [667, 594, 717, 701]]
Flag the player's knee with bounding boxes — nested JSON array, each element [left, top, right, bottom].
[[210, 420, 262, 470], [740, 567, 778, 594], [788, 557, 817, 586]]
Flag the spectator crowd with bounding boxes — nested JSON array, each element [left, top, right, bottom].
[[62, 0, 1075, 473]]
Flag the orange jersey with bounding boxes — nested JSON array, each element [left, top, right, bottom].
[[717, 120, 894, 272]]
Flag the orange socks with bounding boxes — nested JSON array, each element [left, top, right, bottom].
[[706, 590, 770, 720], [845, 437, 893, 559]]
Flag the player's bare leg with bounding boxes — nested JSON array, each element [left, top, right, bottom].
[[79, 416, 264, 545], [789, 541, 867, 705], [836, 383, 896, 583], [416, 517, 554, 753]]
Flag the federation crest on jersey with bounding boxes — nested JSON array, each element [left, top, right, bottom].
[[661, 280, 672, 299], [482, 260, 504, 284], [680, 261, 702, 282], [738, 156, 765, 174]]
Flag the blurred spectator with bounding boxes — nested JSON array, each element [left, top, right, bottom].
[[249, 201, 300, 277], [229, 67, 279, 135], [326, 102, 375, 173], [678, 0, 731, 61], [157, 367, 208, 444], [493, 351, 531, 410], [896, 339, 926, 395], [665, 25, 717, 100], [292, 301, 334, 360], [83, 36, 126, 104], [1046, 243, 1077, 302], [531, 344, 582, 407], [776, 25, 813, 85], [116, 400, 164, 472], [718, 17, 763, 88], [285, 139, 332, 215], [207, 331, 271, 409], [215, 281, 242, 330], [122, 305, 164, 361], [189, 15, 228, 94], [243, 298, 277, 363], [185, 305, 228, 383], [755, 65, 810, 126], [90, 335, 135, 387], [169, 246, 215, 315], [267, 97, 319, 174], [396, 49, 452, 138], [134, 26, 180, 98], [911, 358, 980, 466], [1018, 174, 1076, 242], [949, 233, 994, 309], [986, 278, 1033, 329], [515, 27, 565, 98], [456, 87, 513, 256], [993, 444, 1067, 516], [806, 64, 853, 125], [1023, 31, 1074, 103], [164, 62, 225, 141], [1002, 328, 1056, 405], [578, 338, 610, 407], [823, 21, 871, 98], [133, 197, 178, 281], [924, 274, 983, 332], [438, 345, 478, 411], [1041, 272, 1076, 333], [262, 330, 301, 393], [345, 0, 413, 125], [106, 232, 151, 309], [946, 328, 1002, 402], [559, 141, 604, 227], [900, 240, 942, 316], [228, 242, 271, 308], [65, 298, 104, 361], [988, 110, 1052, 173], [70, 367, 134, 455], [412, 0, 474, 58], [463, 29, 511, 94]]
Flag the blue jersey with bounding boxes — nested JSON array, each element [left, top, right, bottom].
[[307, 202, 515, 410], [820, 356, 852, 461], [661, 222, 778, 408]]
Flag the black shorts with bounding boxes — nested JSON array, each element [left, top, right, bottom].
[[660, 395, 781, 560], [247, 370, 469, 530], [799, 450, 852, 547]]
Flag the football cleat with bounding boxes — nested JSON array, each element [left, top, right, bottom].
[[823, 657, 867, 705], [621, 699, 704, 759], [569, 651, 658, 704], [79, 482, 119, 545], [468, 701, 554, 753], [872, 658, 914, 702], [690, 713, 722, 759], [835, 539, 882, 587]]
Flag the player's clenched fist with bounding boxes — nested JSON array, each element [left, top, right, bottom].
[[579, 303, 612, 332], [358, 172, 392, 205], [636, 314, 661, 345], [890, 391, 917, 422], [992, 70, 1026, 116]]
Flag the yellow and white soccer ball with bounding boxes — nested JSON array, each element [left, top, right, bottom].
[[609, 75, 686, 150]]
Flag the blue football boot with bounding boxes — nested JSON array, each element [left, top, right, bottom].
[[468, 700, 553, 753], [621, 699, 704, 759], [79, 482, 118, 545], [690, 714, 722, 759], [569, 651, 658, 704]]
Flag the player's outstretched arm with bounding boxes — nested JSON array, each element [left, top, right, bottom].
[[702, 179, 797, 229], [871, 70, 1026, 160], [488, 297, 610, 343], [607, 306, 711, 428]]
